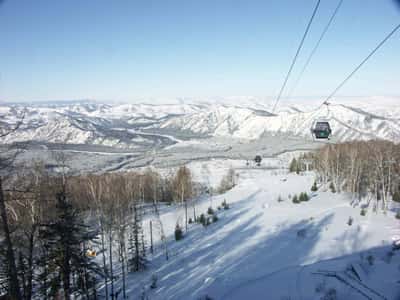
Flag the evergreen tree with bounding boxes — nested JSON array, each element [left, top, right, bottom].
[[0, 241, 10, 297], [393, 190, 400, 203], [329, 182, 336, 193], [296, 163, 301, 174], [289, 158, 297, 173], [128, 201, 147, 272], [199, 213, 206, 226], [174, 224, 183, 241], [38, 191, 100, 299], [299, 193, 305, 202], [311, 181, 318, 192]]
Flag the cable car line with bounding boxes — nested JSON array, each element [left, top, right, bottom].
[[271, 0, 321, 114], [324, 22, 400, 103], [302, 22, 400, 142], [287, 0, 344, 99]]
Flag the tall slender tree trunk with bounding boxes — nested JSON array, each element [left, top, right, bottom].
[[0, 177, 22, 300], [149, 221, 153, 255], [18, 252, 26, 299], [133, 203, 140, 272], [100, 223, 109, 300], [181, 184, 187, 232], [185, 200, 188, 232], [26, 226, 36, 300], [119, 235, 126, 299], [62, 247, 71, 300], [109, 232, 114, 300]]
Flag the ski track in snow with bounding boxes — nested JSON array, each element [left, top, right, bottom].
[[95, 160, 400, 300]]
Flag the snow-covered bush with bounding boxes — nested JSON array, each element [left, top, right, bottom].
[[347, 217, 353, 226], [367, 254, 375, 266], [311, 181, 318, 192], [222, 199, 230, 209], [212, 215, 218, 223], [199, 213, 206, 226], [329, 182, 336, 193], [150, 274, 158, 289], [299, 192, 309, 202], [297, 228, 307, 238], [174, 224, 183, 241]]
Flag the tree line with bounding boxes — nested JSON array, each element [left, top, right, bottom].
[[0, 158, 198, 300], [312, 140, 400, 210]]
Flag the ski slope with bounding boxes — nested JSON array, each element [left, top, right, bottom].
[[107, 162, 400, 300]]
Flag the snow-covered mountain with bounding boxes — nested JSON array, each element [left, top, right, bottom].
[[1, 97, 399, 148]]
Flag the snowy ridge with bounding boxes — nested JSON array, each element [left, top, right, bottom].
[[1, 97, 399, 147], [158, 102, 400, 141]]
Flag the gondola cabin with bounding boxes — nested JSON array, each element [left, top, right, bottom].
[[311, 121, 332, 140]]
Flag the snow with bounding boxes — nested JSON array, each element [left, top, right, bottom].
[[1, 98, 400, 149], [105, 161, 400, 299]]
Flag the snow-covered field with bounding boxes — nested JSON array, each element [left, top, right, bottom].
[[106, 161, 400, 300]]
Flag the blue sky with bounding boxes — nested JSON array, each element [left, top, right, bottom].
[[0, 0, 399, 102]]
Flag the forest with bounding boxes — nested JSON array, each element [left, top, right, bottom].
[[0, 150, 236, 300], [312, 140, 400, 210]]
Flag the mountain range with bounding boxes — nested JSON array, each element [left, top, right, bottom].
[[1, 97, 400, 150]]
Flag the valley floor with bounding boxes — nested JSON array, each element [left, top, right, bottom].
[[103, 162, 400, 300]]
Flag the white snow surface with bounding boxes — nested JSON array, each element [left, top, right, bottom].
[[1, 97, 400, 147], [106, 160, 400, 300]]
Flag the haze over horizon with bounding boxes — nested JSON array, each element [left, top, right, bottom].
[[0, 0, 399, 103]]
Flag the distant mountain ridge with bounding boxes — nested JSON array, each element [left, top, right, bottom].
[[1, 98, 399, 148]]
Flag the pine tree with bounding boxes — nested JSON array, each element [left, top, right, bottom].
[[311, 181, 318, 192], [329, 182, 336, 193], [128, 201, 147, 272], [0, 241, 10, 297], [296, 164, 301, 174], [299, 193, 305, 202], [38, 191, 100, 299], [174, 224, 183, 241], [393, 190, 400, 203], [289, 158, 297, 173]]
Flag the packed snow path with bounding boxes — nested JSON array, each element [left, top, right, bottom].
[[108, 166, 400, 300]]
